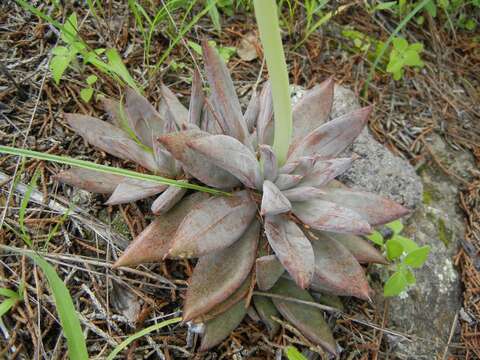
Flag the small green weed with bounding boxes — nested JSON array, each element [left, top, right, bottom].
[[386, 37, 424, 80], [367, 220, 431, 297], [284, 345, 308, 360], [188, 40, 237, 63], [0, 284, 24, 319]]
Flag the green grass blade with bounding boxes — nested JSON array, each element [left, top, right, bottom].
[[0, 298, 17, 318], [0, 146, 229, 196], [18, 170, 41, 247], [253, 0, 292, 166], [106, 49, 141, 93], [106, 317, 182, 360], [363, 0, 431, 97], [0, 288, 21, 299]]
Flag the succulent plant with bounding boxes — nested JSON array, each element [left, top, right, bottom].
[[57, 41, 409, 355]]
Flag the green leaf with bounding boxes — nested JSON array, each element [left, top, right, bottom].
[[392, 37, 408, 52], [0, 288, 21, 299], [61, 13, 78, 44], [409, 42, 424, 52], [52, 46, 69, 56], [367, 231, 384, 246], [386, 239, 404, 260], [188, 41, 203, 55], [393, 69, 403, 81], [50, 55, 72, 84], [387, 55, 404, 74], [80, 87, 94, 102], [105, 48, 140, 93], [86, 74, 98, 85], [106, 317, 182, 360], [394, 235, 418, 253], [424, 0, 437, 17], [465, 19, 476, 31], [404, 268, 416, 285], [404, 49, 423, 67], [404, 245, 430, 268], [0, 298, 17, 318], [384, 271, 408, 297], [284, 345, 308, 360], [30, 254, 88, 359], [218, 46, 236, 62], [386, 220, 404, 235], [207, 0, 221, 32], [373, 1, 397, 11]]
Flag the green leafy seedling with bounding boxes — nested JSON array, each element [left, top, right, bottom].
[[0, 285, 23, 318], [284, 345, 308, 360], [80, 74, 97, 102], [386, 37, 424, 80]]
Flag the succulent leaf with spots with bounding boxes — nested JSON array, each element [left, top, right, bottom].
[[57, 41, 409, 355]]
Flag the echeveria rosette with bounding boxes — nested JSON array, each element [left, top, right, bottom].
[[57, 41, 409, 355]]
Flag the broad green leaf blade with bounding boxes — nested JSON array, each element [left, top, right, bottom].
[[404, 246, 430, 268], [386, 220, 404, 234], [80, 87, 93, 102], [105, 48, 140, 93], [367, 231, 384, 246], [284, 346, 308, 360], [394, 235, 418, 253], [50, 55, 72, 84], [0, 298, 17, 317], [106, 317, 181, 360], [384, 271, 408, 297], [386, 239, 404, 260]]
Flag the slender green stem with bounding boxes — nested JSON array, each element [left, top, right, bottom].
[[0, 146, 229, 196], [254, 0, 292, 166], [363, 0, 430, 97]]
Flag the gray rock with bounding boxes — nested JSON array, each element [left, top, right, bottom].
[[310, 85, 464, 358]]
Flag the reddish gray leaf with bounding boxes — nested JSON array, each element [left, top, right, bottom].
[[261, 180, 291, 216], [292, 77, 334, 142], [183, 220, 259, 321], [259, 145, 278, 182], [188, 69, 205, 126], [199, 297, 247, 351], [152, 141, 177, 177], [308, 231, 371, 300], [274, 174, 303, 190], [101, 98, 123, 128], [280, 156, 317, 176], [125, 88, 164, 148], [100, 136, 159, 172], [201, 101, 224, 135], [168, 191, 257, 258], [300, 158, 354, 188], [194, 273, 253, 323], [161, 84, 189, 128], [264, 215, 314, 289], [202, 40, 248, 143], [282, 187, 325, 202], [292, 198, 372, 235], [255, 255, 284, 291], [252, 295, 281, 338], [105, 179, 167, 205], [316, 186, 410, 226], [288, 106, 372, 161], [244, 89, 260, 132], [54, 168, 124, 194], [270, 278, 337, 355], [319, 231, 387, 264], [257, 81, 273, 145], [188, 134, 262, 189], [151, 185, 187, 215], [113, 192, 209, 267], [157, 130, 240, 189]]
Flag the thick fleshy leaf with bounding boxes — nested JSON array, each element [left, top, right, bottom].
[[282, 187, 325, 202], [158, 129, 240, 189], [270, 278, 337, 355], [244, 89, 260, 132], [168, 191, 257, 258], [316, 187, 410, 226], [188, 69, 205, 126], [151, 186, 187, 214], [183, 221, 260, 321], [105, 179, 167, 205], [152, 141, 177, 177], [54, 168, 124, 194], [284, 156, 317, 176], [161, 84, 189, 128], [261, 180, 291, 216], [202, 40, 248, 143], [292, 77, 334, 142], [100, 136, 158, 172], [255, 255, 284, 291], [113, 192, 209, 267], [257, 81, 273, 145], [252, 295, 281, 338], [264, 215, 314, 289], [65, 113, 157, 170], [259, 145, 278, 181], [194, 274, 253, 323], [308, 231, 371, 300], [125, 88, 164, 147], [199, 297, 247, 351], [287, 106, 372, 161], [292, 198, 372, 235], [201, 101, 224, 135], [101, 98, 122, 128], [274, 174, 303, 190], [299, 158, 354, 188], [183, 220, 259, 321], [188, 134, 262, 189], [318, 231, 387, 264]]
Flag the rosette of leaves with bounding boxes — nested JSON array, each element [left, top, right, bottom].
[[57, 41, 409, 355]]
